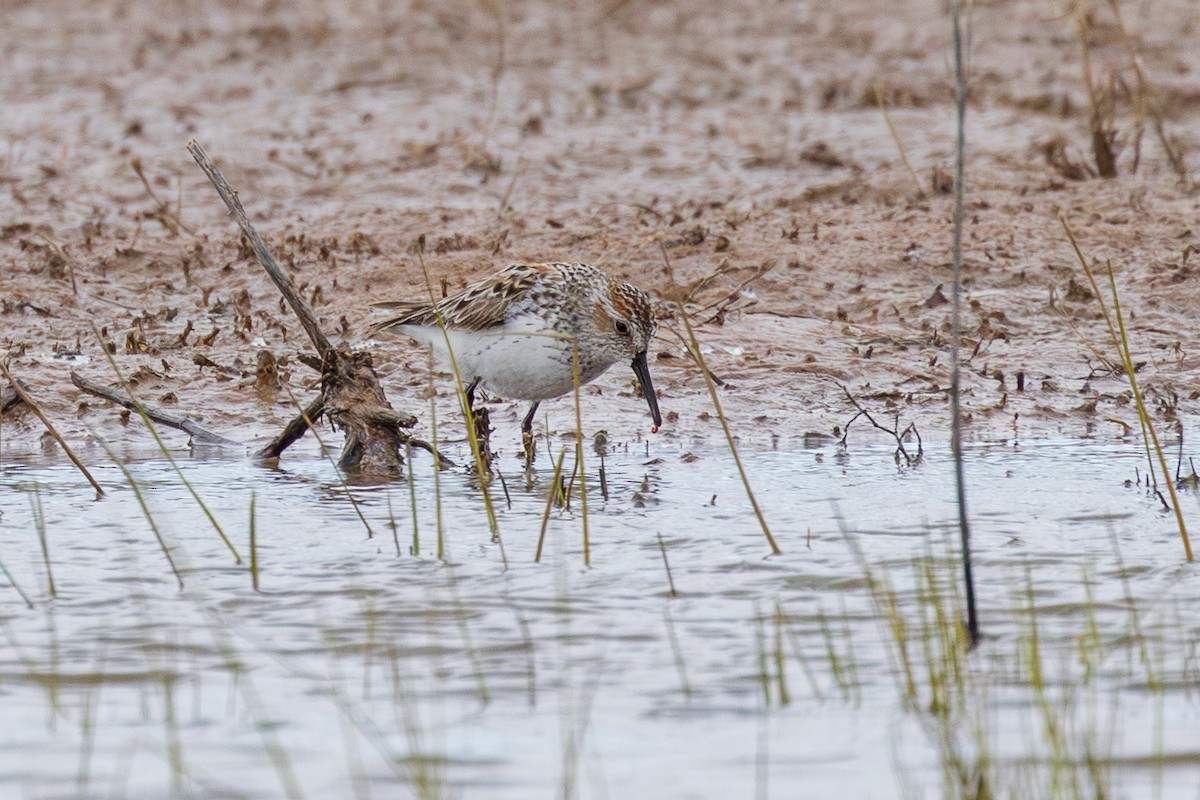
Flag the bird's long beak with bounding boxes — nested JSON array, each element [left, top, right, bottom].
[[631, 350, 663, 432]]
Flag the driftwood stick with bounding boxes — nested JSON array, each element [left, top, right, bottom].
[[70, 371, 240, 447], [255, 395, 455, 467], [188, 139, 412, 474], [186, 140, 333, 358], [1, 363, 105, 496], [256, 393, 326, 461]]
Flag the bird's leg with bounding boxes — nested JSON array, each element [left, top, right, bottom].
[[521, 401, 541, 437], [464, 376, 481, 410], [462, 376, 493, 474], [521, 401, 540, 467]]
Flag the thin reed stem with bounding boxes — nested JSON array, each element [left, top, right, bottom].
[[412, 245, 503, 553], [31, 485, 56, 599], [0, 362, 104, 497], [428, 368, 445, 561], [406, 442, 420, 556], [663, 606, 692, 698], [0, 554, 34, 608], [91, 325, 243, 562], [386, 489, 401, 557], [874, 85, 925, 197], [1105, 265, 1192, 560], [249, 491, 260, 591], [445, 568, 491, 705], [1063, 216, 1157, 484], [281, 382, 375, 538], [570, 339, 590, 566], [89, 431, 184, 589], [656, 532, 677, 597], [535, 448, 568, 562], [660, 245, 781, 555], [1064, 217, 1193, 560]]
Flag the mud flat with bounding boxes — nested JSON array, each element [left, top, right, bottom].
[[3, 0, 1200, 456]]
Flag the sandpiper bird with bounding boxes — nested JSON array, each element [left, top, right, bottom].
[[371, 262, 663, 436]]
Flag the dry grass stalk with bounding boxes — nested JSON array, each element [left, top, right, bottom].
[[659, 244, 781, 556], [1060, 216, 1193, 561], [1104, 0, 1193, 190], [874, 85, 926, 197]]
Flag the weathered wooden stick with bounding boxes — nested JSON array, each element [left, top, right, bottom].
[[187, 139, 418, 474], [256, 393, 326, 461], [1, 363, 105, 496], [70, 371, 240, 447], [186, 140, 333, 358]]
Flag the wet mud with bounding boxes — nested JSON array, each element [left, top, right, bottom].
[[3, 0, 1200, 455]]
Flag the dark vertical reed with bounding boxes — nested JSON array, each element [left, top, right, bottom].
[[950, 0, 980, 647]]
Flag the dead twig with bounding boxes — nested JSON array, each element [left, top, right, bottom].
[[838, 385, 924, 467], [131, 158, 195, 236], [403, 434, 456, 468], [694, 261, 776, 325], [1, 362, 105, 496], [70, 371, 240, 447], [255, 381, 453, 468]]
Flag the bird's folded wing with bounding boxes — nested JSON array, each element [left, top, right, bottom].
[[370, 263, 548, 333]]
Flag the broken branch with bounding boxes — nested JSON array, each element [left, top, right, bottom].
[[838, 385, 923, 466], [186, 140, 333, 358], [256, 394, 326, 461], [70, 370, 240, 447]]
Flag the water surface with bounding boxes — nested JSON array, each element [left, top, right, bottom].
[[1, 438, 1197, 799]]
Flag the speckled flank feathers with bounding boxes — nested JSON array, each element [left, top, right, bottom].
[[371, 262, 662, 431]]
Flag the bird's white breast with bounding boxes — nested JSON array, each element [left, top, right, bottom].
[[395, 317, 612, 401]]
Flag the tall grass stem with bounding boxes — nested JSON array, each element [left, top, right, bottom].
[[659, 245, 781, 555]]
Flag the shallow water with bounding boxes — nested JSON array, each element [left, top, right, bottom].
[[1, 436, 1198, 799]]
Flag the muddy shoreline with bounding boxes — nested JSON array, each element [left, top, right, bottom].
[[3, 0, 1200, 458]]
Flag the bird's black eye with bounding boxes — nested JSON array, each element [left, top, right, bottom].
[[614, 320, 631, 336]]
